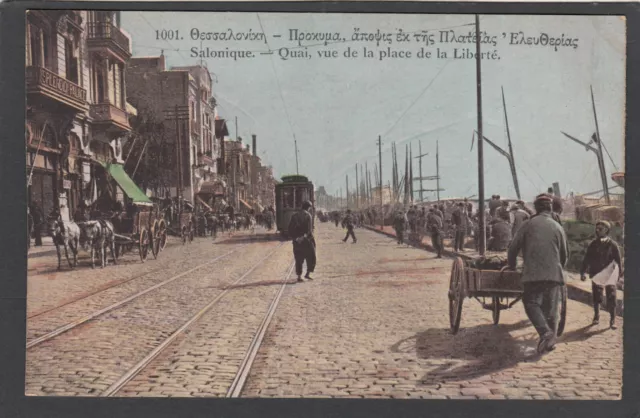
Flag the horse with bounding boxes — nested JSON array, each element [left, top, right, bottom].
[[79, 220, 117, 269], [47, 218, 80, 270]]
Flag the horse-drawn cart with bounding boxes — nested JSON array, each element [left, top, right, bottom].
[[113, 204, 167, 262], [448, 257, 567, 335]]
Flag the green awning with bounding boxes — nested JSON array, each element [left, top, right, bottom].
[[101, 162, 153, 206]]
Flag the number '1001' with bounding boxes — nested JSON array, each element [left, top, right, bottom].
[[156, 30, 180, 40]]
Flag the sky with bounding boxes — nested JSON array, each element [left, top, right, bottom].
[[121, 12, 625, 201]]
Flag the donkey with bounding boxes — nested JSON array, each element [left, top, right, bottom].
[[79, 220, 117, 269], [47, 217, 80, 270]]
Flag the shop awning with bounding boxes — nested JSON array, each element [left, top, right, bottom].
[[199, 180, 226, 195], [101, 162, 153, 206], [239, 198, 251, 210]]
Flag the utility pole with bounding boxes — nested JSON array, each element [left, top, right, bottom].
[[409, 143, 414, 203], [346, 174, 349, 209], [294, 139, 299, 175], [377, 136, 383, 229], [365, 161, 369, 206], [475, 14, 486, 255], [419, 141, 423, 203], [591, 85, 610, 205], [436, 140, 441, 203], [360, 164, 365, 208], [176, 105, 184, 213], [355, 164, 359, 209]]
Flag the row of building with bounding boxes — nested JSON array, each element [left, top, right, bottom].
[[26, 10, 276, 223]]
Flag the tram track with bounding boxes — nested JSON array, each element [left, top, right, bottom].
[[102, 244, 290, 396], [226, 262, 294, 398], [27, 234, 246, 320], [26, 243, 250, 349]]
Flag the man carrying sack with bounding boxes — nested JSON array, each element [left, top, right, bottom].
[[580, 220, 622, 330]]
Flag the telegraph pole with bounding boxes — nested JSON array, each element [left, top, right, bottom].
[[294, 139, 300, 175], [175, 105, 184, 213], [355, 164, 359, 209], [475, 14, 486, 255], [436, 140, 441, 203], [377, 136, 383, 229], [346, 174, 349, 209]]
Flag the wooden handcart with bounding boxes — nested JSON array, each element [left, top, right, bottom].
[[113, 204, 168, 262], [448, 257, 567, 335]]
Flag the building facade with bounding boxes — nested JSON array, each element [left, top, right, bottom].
[[26, 10, 132, 222], [126, 58, 222, 204]]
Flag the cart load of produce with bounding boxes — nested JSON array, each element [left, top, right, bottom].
[[467, 255, 509, 270]]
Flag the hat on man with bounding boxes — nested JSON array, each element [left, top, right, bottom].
[[301, 200, 312, 210], [596, 220, 611, 231], [535, 193, 553, 203]]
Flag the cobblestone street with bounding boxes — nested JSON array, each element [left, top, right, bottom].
[[25, 223, 622, 399]]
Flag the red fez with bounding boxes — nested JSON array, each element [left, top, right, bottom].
[[535, 193, 552, 203]]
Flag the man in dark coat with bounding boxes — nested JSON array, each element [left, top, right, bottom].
[[288, 200, 316, 282], [451, 202, 469, 252], [489, 195, 501, 218], [426, 208, 444, 258], [393, 209, 408, 244], [580, 220, 622, 329], [488, 211, 512, 251], [30, 202, 44, 246], [507, 194, 569, 354], [341, 209, 357, 243]]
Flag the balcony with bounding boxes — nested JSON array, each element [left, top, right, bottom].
[[90, 103, 131, 132], [26, 66, 87, 112], [87, 22, 131, 61], [197, 153, 215, 168], [191, 119, 200, 136]]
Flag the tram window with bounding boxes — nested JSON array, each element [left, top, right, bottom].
[[282, 189, 294, 208], [295, 188, 309, 208]]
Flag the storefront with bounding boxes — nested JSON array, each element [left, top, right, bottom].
[[27, 149, 58, 219]]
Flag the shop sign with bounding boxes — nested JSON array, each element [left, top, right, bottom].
[[63, 179, 72, 190]]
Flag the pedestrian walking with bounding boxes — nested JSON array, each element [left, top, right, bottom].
[[393, 209, 408, 244], [31, 202, 44, 246], [426, 208, 444, 258], [506, 194, 569, 354], [580, 221, 622, 329], [451, 202, 469, 252], [288, 200, 317, 282], [342, 209, 357, 243], [510, 204, 530, 238]]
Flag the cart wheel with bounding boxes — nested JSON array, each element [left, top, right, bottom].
[[151, 220, 160, 259], [188, 221, 195, 242], [557, 284, 567, 337], [139, 228, 149, 262], [448, 257, 465, 334], [492, 296, 501, 325], [181, 226, 187, 245], [158, 219, 168, 251]]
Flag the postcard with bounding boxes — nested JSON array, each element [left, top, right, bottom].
[[25, 10, 624, 400]]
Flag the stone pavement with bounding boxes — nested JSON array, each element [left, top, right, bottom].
[[364, 224, 623, 316], [24, 223, 622, 399], [243, 223, 622, 399], [25, 230, 283, 396]]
